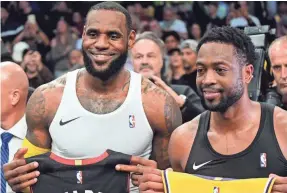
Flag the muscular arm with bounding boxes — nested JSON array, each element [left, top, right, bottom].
[[25, 86, 51, 149], [168, 115, 200, 172], [142, 78, 182, 170], [274, 107, 287, 160], [25, 76, 65, 149]]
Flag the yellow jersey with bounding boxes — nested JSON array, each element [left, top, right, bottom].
[[162, 170, 275, 193]]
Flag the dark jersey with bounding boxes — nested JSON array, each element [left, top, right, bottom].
[[185, 103, 287, 178], [26, 149, 131, 193]]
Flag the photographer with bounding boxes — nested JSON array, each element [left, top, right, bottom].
[[131, 32, 205, 122], [21, 50, 54, 88], [265, 36, 287, 110]]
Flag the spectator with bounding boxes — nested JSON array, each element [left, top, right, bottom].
[[178, 39, 198, 93], [13, 19, 50, 57], [46, 18, 77, 77], [131, 32, 205, 122], [1, 7, 24, 49], [229, 2, 261, 28], [149, 19, 163, 38], [160, 6, 188, 39], [167, 48, 185, 85], [68, 49, 84, 71], [265, 36, 287, 110], [21, 50, 54, 88], [275, 2, 287, 37], [0, 61, 29, 193], [189, 23, 202, 42], [162, 31, 181, 52], [71, 12, 84, 37], [50, 2, 73, 28], [206, 2, 226, 31]]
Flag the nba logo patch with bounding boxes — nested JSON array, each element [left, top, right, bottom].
[[129, 115, 135, 128], [76, 171, 83, 184], [213, 187, 220, 193], [260, 153, 267, 168]]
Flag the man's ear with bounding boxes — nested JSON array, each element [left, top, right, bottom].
[[11, 90, 20, 106], [128, 30, 136, 50], [244, 64, 254, 84]]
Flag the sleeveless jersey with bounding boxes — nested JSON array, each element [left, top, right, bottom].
[[49, 69, 153, 192], [26, 149, 131, 193], [185, 103, 287, 178], [162, 170, 275, 193]]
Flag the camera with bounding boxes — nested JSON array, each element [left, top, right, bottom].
[[243, 26, 276, 101]]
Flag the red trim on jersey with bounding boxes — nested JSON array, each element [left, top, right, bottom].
[[49, 151, 109, 165]]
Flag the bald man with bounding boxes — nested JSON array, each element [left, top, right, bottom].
[[265, 36, 287, 110], [1, 61, 29, 193]]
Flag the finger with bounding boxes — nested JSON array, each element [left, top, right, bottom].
[[130, 156, 157, 167], [13, 148, 28, 160], [4, 162, 38, 179], [139, 182, 164, 191], [12, 178, 37, 192], [3, 159, 27, 173], [140, 173, 163, 184], [272, 184, 287, 192], [131, 173, 142, 186], [131, 174, 142, 181], [8, 171, 40, 186], [272, 176, 287, 184], [116, 165, 142, 173]]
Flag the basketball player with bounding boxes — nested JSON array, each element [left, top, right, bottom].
[[116, 27, 287, 192], [3, 2, 182, 193]]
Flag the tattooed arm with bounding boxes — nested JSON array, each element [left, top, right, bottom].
[[142, 78, 182, 169], [3, 76, 66, 192], [25, 76, 65, 150]]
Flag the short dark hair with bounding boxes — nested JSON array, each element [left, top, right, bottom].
[[162, 31, 181, 43], [197, 26, 256, 67], [87, 2, 132, 33], [167, 48, 181, 56]]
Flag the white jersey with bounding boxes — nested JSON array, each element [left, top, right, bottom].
[[49, 69, 153, 192]]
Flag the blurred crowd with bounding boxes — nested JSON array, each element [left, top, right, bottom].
[[1, 1, 287, 90]]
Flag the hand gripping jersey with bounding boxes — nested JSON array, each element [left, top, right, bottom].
[[25, 150, 131, 193], [162, 170, 275, 193]]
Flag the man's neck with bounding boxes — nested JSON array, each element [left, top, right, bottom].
[[185, 66, 196, 74], [211, 93, 255, 133], [1, 109, 25, 130], [83, 68, 129, 94]]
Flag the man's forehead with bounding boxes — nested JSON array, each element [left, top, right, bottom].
[[86, 10, 126, 29], [199, 43, 234, 55]]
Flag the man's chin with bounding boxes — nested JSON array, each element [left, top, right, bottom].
[[139, 70, 154, 77]]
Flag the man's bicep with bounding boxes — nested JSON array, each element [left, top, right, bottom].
[[151, 94, 183, 169], [25, 87, 52, 149]]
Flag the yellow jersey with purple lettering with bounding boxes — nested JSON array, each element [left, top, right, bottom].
[[162, 170, 275, 193]]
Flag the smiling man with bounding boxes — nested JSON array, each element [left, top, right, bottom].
[[3, 2, 182, 193], [116, 26, 287, 193]]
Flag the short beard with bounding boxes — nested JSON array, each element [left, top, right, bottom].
[[198, 76, 244, 113], [82, 48, 128, 82]]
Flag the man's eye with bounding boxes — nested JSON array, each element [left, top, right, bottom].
[[110, 33, 119, 40]]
